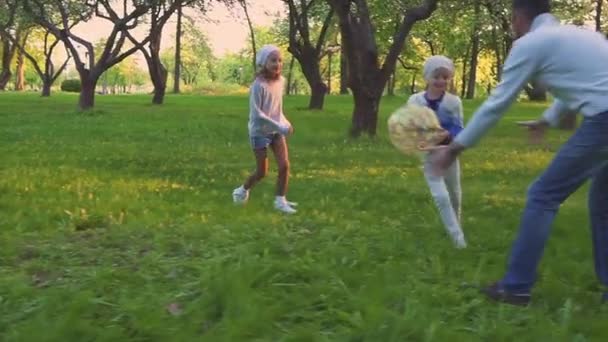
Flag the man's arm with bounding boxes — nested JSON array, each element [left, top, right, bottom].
[[454, 39, 540, 148]]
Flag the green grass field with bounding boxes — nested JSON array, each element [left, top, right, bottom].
[[1, 92, 606, 341]]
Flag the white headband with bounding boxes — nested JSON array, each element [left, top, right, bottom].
[[256, 45, 281, 69], [423, 55, 455, 81]]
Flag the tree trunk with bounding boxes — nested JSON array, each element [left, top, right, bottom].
[[149, 57, 168, 105], [330, 0, 439, 137], [491, 25, 503, 82], [241, 1, 257, 73], [297, 50, 327, 110], [350, 86, 380, 137], [146, 23, 168, 105], [465, 38, 479, 99], [15, 48, 25, 91], [79, 76, 97, 110], [596, 0, 603, 33], [387, 71, 396, 96], [340, 44, 348, 94], [327, 52, 333, 94], [309, 82, 327, 109], [41, 78, 51, 97], [173, 1, 182, 93], [286, 56, 295, 95], [460, 52, 469, 98], [0, 40, 13, 90], [152, 75, 167, 104], [410, 72, 417, 94], [465, 0, 481, 99]]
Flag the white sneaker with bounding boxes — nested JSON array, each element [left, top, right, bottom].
[[232, 186, 249, 204], [274, 198, 297, 214], [453, 234, 467, 249]]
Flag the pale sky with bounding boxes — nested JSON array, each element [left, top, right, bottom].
[[70, 0, 285, 62]]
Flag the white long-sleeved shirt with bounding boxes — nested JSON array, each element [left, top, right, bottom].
[[456, 13, 608, 147], [248, 76, 291, 137], [407, 91, 464, 138]]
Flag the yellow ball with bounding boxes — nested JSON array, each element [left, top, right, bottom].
[[387, 104, 446, 155]]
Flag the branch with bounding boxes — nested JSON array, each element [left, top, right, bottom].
[[381, 0, 439, 84], [422, 38, 435, 55], [23, 0, 88, 70], [106, 42, 148, 71], [2, 30, 44, 79], [315, 8, 334, 55], [299, 0, 311, 43], [94, 0, 152, 72], [123, 29, 152, 61], [286, 0, 302, 57], [110, 33, 127, 61], [305, 0, 318, 13], [397, 57, 418, 71], [51, 57, 71, 83]]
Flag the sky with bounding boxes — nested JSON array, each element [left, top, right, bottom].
[[69, 0, 285, 62]]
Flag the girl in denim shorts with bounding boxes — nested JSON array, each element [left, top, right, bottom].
[[232, 45, 297, 214]]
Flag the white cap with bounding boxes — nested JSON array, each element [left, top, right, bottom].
[[423, 55, 455, 81], [256, 45, 281, 69]]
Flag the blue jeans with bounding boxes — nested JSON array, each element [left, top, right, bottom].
[[250, 133, 283, 149], [500, 112, 608, 293]]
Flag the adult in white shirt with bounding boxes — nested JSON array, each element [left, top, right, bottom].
[[425, 0, 608, 306]]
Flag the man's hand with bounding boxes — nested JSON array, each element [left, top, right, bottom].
[[419, 142, 466, 177]]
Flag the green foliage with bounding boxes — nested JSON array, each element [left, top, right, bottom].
[[60, 79, 81, 92], [162, 18, 216, 87], [99, 55, 148, 94], [24, 64, 41, 89]]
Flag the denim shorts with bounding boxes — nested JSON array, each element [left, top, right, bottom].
[[250, 133, 283, 149]]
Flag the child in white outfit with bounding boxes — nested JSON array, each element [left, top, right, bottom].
[[232, 45, 297, 214], [407, 55, 466, 248]]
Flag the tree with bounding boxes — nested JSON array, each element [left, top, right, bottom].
[[162, 19, 215, 87], [0, 0, 24, 90], [465, 0, 481, 99], [122, 0, 188, 105], [328, 0, 439, 137], [23, 0, 152, 110], [126, 0, 230, 104], [283, 0, 334, 109], [13, 27, 70, 96]]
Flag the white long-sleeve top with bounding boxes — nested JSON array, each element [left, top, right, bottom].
[[248, 76, 291, 137], [456, 13, 608, 147], [407, 91, 464, 138]]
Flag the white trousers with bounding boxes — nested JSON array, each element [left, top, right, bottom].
[[423, 156, 465, 246]]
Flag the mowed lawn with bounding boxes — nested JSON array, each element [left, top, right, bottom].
[[0, 92, 606, 341]]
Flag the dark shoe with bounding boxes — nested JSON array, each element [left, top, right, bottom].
[[602, 292, 608, 304], [481, 282, 531, 307]]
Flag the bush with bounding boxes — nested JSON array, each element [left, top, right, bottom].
[[190, 81, 249, 96], [61, 79, 81, 93]]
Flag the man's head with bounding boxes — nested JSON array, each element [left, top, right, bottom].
[[511, 0, 551, 39]]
